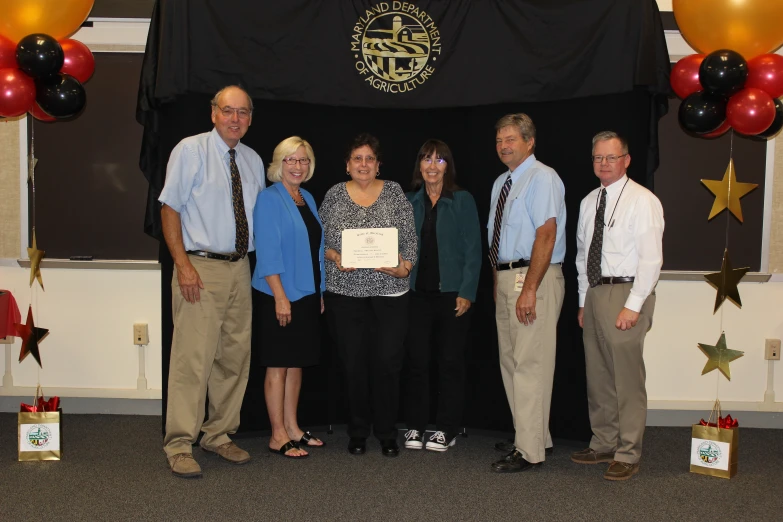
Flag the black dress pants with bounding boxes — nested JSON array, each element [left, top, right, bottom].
[[325, 292, 409, 441], [404, 291, 472, 434]]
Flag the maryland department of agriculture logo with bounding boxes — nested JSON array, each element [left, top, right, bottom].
[[351, 2, 442, 94], [697, 440, 722, 467], [26, 424, 52, 448]]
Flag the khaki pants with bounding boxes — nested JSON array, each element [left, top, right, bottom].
[[583, 283, 655, 464], [496, 264, 564, 463], [163, 255, 252, 457]]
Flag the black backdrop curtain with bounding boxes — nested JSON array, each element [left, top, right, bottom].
[[139, 0, 671, 441]]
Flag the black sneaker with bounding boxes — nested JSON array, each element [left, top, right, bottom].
[[426, 431, 457, 452], [404, 429, 423, 449]]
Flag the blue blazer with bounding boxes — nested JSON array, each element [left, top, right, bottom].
[[251, 182, 325, 300]]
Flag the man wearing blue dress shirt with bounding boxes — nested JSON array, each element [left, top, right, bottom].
[[488, 113, 566, 473], [159, 85, 265, 478]]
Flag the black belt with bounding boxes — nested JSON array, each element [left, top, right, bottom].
[[187, 250, 244, 262], [598, 276, 635, 285], [496, 259, 530, 271]]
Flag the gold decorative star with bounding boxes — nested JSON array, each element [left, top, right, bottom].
[[28, 229, 45, 290], [701, 159, 758, 222], [698, 332, 743, 381], [704, 249, 749, 313], [15, 306, 49, 368]]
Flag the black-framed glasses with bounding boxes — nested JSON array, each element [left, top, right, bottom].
[[213, 104, 251, 119], [350, 155, 377, 164], [283, 157, 311, 165], [591, 154, 627, 164], [422, 157, 446, 165]]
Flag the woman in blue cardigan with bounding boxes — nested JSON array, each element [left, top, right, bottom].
[[403, 139, 482, 452], [252, 136, 325, 459]]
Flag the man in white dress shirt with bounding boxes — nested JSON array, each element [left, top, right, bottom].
[[572, 131, 664, 481]]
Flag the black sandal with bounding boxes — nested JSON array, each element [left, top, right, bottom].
[[269, 440, 309, 459], [298, 431, 326, 448]]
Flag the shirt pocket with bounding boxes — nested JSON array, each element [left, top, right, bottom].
[[601, 222, 629, 256], [505, 197, 527, 227]]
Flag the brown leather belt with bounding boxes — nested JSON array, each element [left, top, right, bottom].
[[186, 250, 243, 262], [598, 276, 635, 285]]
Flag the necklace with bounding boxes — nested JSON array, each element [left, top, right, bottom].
[[596, 178, 629, 229], [288, 187, 305, 206]]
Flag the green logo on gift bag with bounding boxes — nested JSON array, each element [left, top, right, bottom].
[[26, 424, 52, 448], [698, 441, 722, 466]]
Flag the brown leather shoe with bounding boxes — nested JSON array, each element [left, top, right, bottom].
[[604, 460, 640, 481], [201, 441, 251, 464], [570, 447, 614, 464], [168, 453, 202, 478]]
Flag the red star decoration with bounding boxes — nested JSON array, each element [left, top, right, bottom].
[[15, 306, 49, 368]]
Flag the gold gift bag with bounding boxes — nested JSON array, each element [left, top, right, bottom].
[[689, 400, 738, 479], [18, 387, 62, 461]]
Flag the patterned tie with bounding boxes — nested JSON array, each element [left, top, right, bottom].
[[228, 149, 249, 258], [488, 175, 512, 267], [587, 188, 606, 287]]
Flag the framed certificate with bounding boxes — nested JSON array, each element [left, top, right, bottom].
[[341, 228, 398, 268]]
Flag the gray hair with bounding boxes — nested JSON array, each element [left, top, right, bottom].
[[267, 136, 315, 183], [495, 113, 536, 145], [210, 85, 254, 112], [592, 131, 628, 154]]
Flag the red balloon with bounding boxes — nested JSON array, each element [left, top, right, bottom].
[[671, 54, 705, 99], [701, 120, 732, 139], [0, 67, 36, 117], [746, 54, 783, 99], [727, 88, 776, 136], [28, 102, 56, 122], [0, 34, 16, 69], [59, 39, 94, 83]]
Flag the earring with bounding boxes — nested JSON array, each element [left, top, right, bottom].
[[376, 169, 380, 178]]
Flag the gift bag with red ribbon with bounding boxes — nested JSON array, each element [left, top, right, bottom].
[[690, 399, 738, 479], [18, 386, 62, 461]]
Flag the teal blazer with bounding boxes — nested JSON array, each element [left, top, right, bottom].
[[252, 182, 325, 300], [406, 187, 482, 302]]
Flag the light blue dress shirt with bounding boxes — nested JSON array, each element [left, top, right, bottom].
[[487, 154, 566, 263], [158, 128, 266, 253]]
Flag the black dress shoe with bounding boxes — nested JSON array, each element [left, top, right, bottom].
[[348, 437, 366, 455], [494, 439, 554, 456], [381, 439, 399, 457], [491, 450, 542, 473]]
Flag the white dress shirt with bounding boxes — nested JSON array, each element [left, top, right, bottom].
[[575, 175, 664, 311]]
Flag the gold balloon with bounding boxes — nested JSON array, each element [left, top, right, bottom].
[[0, 0, 95, 44], [673, 0, 783, 59]]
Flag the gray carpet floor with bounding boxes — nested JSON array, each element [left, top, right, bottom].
[[1, 413, 781, 521]]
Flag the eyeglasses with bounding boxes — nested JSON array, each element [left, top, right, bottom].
[[283, 157, 311, 165], [421, 157, 446, 165], [591, 154, 627, 164], [350, 155, 377, 164], [214, 105, 251, 119]]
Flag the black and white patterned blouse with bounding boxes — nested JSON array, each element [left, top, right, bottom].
[[319, 181, 417, 297]]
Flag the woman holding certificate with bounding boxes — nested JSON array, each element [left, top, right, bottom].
[[319, 133, 417, 458], [252, 136, 326, 459], [402, 139, 481, 453]]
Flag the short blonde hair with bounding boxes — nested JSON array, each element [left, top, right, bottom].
[[267, 136, 315, 183]]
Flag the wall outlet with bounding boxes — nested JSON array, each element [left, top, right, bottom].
[[133, 323, 149, 345], [765, 339, 781, 360]]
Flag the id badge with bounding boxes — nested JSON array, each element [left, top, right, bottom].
[[514, 273, 526, 292]]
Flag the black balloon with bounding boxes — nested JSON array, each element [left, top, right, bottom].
[[699, 50, 748, 97], [757, 98, 783, 139], [678, 91, 727, 134], [15, 33, 64, 79], [35, 73, 86, 119]]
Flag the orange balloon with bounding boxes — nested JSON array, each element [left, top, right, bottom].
[[673, 0, 783, 59], [0, 0, 95, 44]]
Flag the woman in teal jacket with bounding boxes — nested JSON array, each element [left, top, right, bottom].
[[252, 136, 326, 459], [403, 139, 482, 452]]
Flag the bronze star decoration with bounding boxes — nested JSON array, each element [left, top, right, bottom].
[[28, 229, 45, 290], [698, 332, 744, 380], [704, 249, 749, 313], [15, 305, 49, 368], [701, 158, 758, 222]]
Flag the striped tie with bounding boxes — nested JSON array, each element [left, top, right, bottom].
[[488, 175, 512, 267], [228, 149, 249, 258]]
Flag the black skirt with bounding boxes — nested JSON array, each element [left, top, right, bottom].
[[253, 289, 321, 368]]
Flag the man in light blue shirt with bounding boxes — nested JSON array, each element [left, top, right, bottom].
[[159, 85, 265, 478], [488, 113, 566, 474]]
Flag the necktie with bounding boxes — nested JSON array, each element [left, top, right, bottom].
[[488, 176, 512, 267], [228, 149, 249, 258], [587, 188, 606, 287]]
